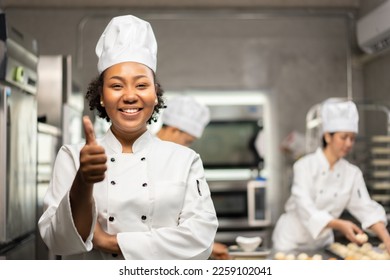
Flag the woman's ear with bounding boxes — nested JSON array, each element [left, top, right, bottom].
[[324, 132, 331, 144]]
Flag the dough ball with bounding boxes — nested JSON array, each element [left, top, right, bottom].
[[366, 251, 381, 260], [312, 254, 323, 260], [376, 253, 389, 260], [360, 242, 372, 253], [347, 242, 359, 251], [285, 253, 295, 260], [297, 253, 308, 260], [355, 233, 368, 243], [352, 252, 364, 260], [332, 244, 348, 258], [274, 252, 286, 260]]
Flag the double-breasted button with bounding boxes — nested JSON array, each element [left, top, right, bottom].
[[109, 216, 115, 222], [111, 157, 115, 162], [141, 215, 147, 221], [110, 180, 116, 185], [142, 183, 147, 187]]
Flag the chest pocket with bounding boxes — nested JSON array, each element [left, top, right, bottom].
[[153, 180, 186, 227]]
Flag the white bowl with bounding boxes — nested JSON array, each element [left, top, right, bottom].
[[235, 236, 262, 252]]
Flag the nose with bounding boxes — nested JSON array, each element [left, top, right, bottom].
[[122, 89, 138, 104], [346, 137, 355, 147]]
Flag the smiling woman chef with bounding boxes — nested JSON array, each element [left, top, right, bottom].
[[38, 15, 218, 260], [272, 98, 390, 254]]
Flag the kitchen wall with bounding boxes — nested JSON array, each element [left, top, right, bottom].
[[4, 7, 363, 221]]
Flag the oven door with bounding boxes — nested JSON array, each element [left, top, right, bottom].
[[210, 183, 271, 246], [210, 183, 250, 230]]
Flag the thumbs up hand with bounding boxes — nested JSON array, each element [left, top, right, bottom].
[[84, 115, 98, 146], [79, 116, 107, 186]]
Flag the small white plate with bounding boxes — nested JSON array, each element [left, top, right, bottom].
[[228, 245, 271, 257]]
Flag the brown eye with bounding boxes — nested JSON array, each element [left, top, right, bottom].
[[136, 83, 148, 89], [111, 84, 123, 89]]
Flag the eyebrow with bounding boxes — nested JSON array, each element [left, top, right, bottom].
[[109, 75, 149, 82]]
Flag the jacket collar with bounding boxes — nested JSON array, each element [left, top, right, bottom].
[[315, 147, 344, 171], [102, 128, 154, 154], [316, 147, 330, 170]]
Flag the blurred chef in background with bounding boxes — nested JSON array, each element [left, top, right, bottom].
[[157, 95, 208, 147], [272, 98, 390, 254], [156, 95, 231, 260]]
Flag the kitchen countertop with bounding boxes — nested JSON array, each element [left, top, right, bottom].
[[228, 232, 389, 260], [225, 212, 390, 260], [228, 246, 338, 260]]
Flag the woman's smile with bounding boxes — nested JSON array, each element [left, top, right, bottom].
[[119, 107, 143, 115]]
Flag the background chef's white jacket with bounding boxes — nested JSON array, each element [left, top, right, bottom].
[[38, 129, 218, 260], [272, 148, 387, 251]]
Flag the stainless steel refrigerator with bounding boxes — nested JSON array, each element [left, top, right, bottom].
[[0, 13, 38, 259], [35, 55, 83, 259]]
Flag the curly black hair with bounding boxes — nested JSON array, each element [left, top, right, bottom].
[[85, 71, 166, 124]]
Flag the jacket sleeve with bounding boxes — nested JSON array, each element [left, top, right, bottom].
[[346, 168, 387, 229], [37, 145, 98, 256], [117, 154, 218, 260], [290, 159, 334, 239]]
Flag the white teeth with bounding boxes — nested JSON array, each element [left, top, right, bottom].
[[122, 108, 139, 113]]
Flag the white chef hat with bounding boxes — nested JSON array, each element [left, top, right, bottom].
[[321, 98, 359, 134], [96, 15, 157, 74], [162, 95, 210, 138]]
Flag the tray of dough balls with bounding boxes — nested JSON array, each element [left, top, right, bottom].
[[273, 251, 326, 260], [326, 233, 390, 260], [327, 242, 389, 260]]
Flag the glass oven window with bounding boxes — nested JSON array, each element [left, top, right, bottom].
[[211, 191, 247, 218], [190, 120, 262, 169]]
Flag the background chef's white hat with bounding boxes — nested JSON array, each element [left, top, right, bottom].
[[162, 95, 210, 138], [321, 98, 359, 134], [96, 15, 157, 74]]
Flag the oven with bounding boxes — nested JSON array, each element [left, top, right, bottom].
[[211, 180, 249, 229], [205, 169, 271, 245]]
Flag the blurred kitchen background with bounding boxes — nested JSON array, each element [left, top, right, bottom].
[[1, 0, 390, 259]]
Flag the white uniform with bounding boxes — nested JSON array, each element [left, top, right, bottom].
[[272, 148, 387, 251], [38, 129, 218, 260]]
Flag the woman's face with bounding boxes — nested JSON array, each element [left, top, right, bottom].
[[101, 62, 156, 138], [169, 129, 197, 147], [325, 131, 356, 159]]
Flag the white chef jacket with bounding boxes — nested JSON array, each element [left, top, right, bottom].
[[272, 147, 387, 251], [38, 129, 218, 260]]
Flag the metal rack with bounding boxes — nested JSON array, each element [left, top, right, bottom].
[[357, 104, 390, 216]]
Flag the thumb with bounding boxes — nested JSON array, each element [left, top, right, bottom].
[[83, 116, 97, 145]]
